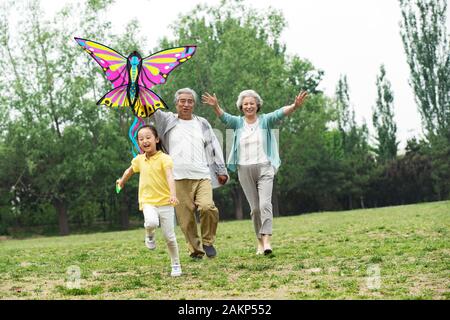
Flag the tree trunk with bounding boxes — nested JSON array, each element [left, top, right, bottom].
[[360, 196, 365, 209], [101, 200, 107, 222], [54, 199, 69, 236], [233, 185, 244, 220], [120, 194, 130, 230]]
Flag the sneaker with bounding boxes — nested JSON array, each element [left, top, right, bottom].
[[203, 244, 217, 258], [145, 235, 156, 250], [171, 264, 182, 277]]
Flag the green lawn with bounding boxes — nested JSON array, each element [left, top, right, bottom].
[[1, 201, 449, 299]]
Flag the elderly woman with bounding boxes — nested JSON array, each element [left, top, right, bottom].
[[201, 89, 308, 255]]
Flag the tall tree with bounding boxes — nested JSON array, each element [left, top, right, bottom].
[[278, 94, 346, 212], [399, 0, 450, 138], [334, 75, 373, 209], [0, 0, 138, 235], [400, 0, 450, 202], [372, 64, 398, 162], [335, 75, 355, 137]]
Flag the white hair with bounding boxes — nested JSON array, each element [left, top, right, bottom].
[[174, 88, 198, 105], [236, 89, 263, 111]]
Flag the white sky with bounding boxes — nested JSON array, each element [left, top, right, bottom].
[[24, 0, 450, 148]]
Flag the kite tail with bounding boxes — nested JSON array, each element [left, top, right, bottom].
[[128, 116, 145, 157]]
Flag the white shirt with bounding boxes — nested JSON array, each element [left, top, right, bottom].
[[238, 119, 269, 165], [168, 118, 211, 180]]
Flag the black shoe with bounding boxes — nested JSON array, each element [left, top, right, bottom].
[[203, 244, 217, 258], [190, 253, 203, 260]]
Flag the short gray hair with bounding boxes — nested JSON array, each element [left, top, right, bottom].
[[236, 89, 263, 111], [174, 88, 198, 105]]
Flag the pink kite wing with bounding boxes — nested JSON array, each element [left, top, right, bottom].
[[138, 46, 197, 88], [74, 37, 128, 88], [97, 85, 130, 108], [132, 86, 167, 118]]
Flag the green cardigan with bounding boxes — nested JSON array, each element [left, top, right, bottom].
[[219, 108, 285, 172]]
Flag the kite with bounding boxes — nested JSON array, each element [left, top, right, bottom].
[[74, 37, 196, 156]]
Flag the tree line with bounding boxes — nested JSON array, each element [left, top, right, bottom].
[[0, 0, 448, 236]]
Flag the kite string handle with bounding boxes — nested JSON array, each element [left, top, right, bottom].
[[116, 181, 122, 194]]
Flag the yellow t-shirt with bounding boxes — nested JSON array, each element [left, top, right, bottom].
[[131, 151, 174, 210]]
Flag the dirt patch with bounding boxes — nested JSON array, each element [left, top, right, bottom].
[[0, 278, 64, 299]]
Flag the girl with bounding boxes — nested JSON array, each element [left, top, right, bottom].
[[117, 125, 181, 277]]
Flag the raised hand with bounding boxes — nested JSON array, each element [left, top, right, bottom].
[[201, 92, 219, 107], [294, 91, 308, 109], [283, 90, 309, 116], [201, 92, 224, 117]]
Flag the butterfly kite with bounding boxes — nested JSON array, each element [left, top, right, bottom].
[[74, 37, 196, 155]]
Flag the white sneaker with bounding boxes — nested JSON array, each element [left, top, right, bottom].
[[145, 235, 156, 250], [171, 264, 182, 277]]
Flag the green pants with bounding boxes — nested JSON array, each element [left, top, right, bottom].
[[175, 179, 219, 257]]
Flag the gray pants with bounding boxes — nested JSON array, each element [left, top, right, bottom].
[[237, 162, 275, 238]]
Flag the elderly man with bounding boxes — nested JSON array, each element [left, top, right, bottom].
[[151, 88, 228, 259]]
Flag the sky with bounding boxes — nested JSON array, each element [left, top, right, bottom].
[[25, 0, 450, 149]]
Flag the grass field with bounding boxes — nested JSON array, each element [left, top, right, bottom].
[[0, 201, 449, 300]]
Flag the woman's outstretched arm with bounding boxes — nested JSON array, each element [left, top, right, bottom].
[[283, 91, 308, 116], [201, 92, 225, 117]]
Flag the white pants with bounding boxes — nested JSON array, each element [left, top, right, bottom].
[[143, 204, 180, 265]]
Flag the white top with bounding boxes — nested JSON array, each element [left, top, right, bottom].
[[238, 119, 269, 165], [168, 118, 211, 180]]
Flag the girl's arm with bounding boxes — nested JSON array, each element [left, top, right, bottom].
[[117, 166, 134, 189], [283, 91, 308, 116], [165, 167, 179, 206]]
